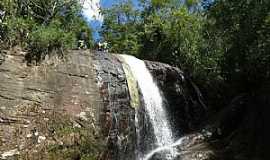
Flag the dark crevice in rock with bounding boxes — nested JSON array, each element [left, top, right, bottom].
[[0, 68, 10, 72], [0, 94, 15, 100], [58, 71, 90, 78], [20, 96, 42, 103]]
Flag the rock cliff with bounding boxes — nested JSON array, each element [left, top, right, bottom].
[[0, 48, 103, 159], [0, 49, 247, 160]]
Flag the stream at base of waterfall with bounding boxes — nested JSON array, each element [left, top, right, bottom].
[[119, 55, 184, 160]]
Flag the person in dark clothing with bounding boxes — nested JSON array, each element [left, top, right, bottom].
[[77, 29, 89, 49]]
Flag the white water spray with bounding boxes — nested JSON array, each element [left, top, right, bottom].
[[143, 138, 185, 160], [119, 55, 180, 160]]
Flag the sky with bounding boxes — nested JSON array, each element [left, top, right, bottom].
[[81, 0, 139, 40]]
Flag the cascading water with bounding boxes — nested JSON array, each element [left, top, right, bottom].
[[119, 55, 180, 160]]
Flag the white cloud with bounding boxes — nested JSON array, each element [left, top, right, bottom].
[[80, 0, 103, 22]]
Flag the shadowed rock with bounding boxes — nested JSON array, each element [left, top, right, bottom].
[[145, 61, 206, 135]]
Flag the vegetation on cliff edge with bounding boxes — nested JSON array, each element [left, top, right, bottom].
[[0, 0, 93, 64]]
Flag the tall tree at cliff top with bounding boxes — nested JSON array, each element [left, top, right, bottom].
[[101, 0, 142, 55], [138, 0, 204, 71], [0, 0, 93, 62], [101, 0, 214, 78]]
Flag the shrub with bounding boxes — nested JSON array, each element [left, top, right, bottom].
[[27, 22, 75, 63], [4, 17, 36, 48], [0, 0, 94, 64]]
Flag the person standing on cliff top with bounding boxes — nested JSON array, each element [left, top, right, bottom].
[[77, 29, 88, 49], [97, 41, 108, 52]]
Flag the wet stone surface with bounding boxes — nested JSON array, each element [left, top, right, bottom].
[[145, 61, 206, 135], [93, 52, 136, 160]]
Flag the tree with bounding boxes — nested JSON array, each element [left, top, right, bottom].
[[101, 0, 142, 55], [101, 0, 210, 77], [206, 0, 270, 92]]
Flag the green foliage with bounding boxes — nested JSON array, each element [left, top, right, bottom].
[[207, 0, 270, 92], [141, 7, 204, 71], [0, 0, 93, 63], [5, 17, 35, 47], [27, 22, 75, 62], [48, 128, 103, 160], [101, 1, 142, 55], [101, 0, 212, 78]]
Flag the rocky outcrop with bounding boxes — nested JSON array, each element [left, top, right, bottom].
[[145, 61, 206, 135], [0, 48, 103, 159], [3, 49, 260, 160], [202, 92, 270, 160], [0, 50, 137, 160]]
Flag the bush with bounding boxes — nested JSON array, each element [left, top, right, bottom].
[[0, 0, 94, 64], [4, 17, 35, 48], [27, 22, 75, 63]]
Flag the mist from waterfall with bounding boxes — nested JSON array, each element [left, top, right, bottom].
[[119, 55, 178, 160]]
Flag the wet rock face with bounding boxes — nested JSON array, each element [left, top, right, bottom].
[[93, 52, 136, 160], [0, 49, 103, 159], [145, 61, 206, 135]]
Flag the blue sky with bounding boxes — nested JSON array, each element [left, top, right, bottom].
[[101, 0, 140, 8]]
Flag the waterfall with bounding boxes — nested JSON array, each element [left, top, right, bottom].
[[119, 55, 178, 160]]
